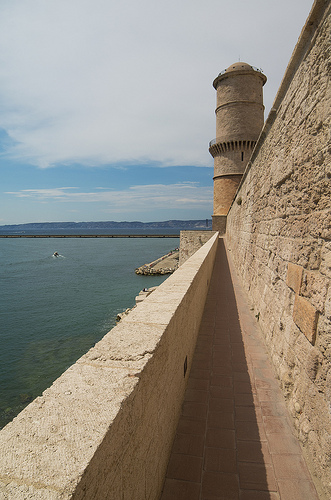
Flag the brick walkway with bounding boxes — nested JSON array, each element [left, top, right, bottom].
[[160, 238, 319, 500]]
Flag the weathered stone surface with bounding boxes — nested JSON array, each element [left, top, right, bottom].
[[213, 175, 241, 215], [320, 242, 331, 278], [0, 481, 61, 500], [292, 295, 318, 345], [286, 262, 303, 293], [226, 3, 331, 496], [300, 269, 330, 312], [212, 215, 227, 234], [179, 230, 215, 265]]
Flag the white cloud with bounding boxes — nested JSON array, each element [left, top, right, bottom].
[[5, 183, 213, 213], [0, 0, 313, 168], [5, 187, 79, 199]]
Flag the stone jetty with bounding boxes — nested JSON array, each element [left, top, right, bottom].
[[135, 249, 179, 275]]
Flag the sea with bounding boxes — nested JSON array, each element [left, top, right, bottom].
[[0, 228, 180, 429]]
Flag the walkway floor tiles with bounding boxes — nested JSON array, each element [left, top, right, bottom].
[[160, 238, 319, 500]]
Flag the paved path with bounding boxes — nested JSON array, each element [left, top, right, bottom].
[[160, 238, 319, 500]]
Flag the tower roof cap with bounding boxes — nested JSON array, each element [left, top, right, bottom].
[[213, 62, 267, 88], [226, 62, 255, 72]]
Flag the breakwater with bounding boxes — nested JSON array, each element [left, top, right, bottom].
[[135, 250, 179, 275], [0, 234, 178, 238]]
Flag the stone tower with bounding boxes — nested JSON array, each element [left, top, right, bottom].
[[209, 62, 267, 232]]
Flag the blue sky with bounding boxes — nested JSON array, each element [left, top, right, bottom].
[[0, 0, 313, 224]]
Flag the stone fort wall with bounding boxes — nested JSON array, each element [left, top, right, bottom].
[[226, 0, 330, 495], [179, 230, 216, 265]]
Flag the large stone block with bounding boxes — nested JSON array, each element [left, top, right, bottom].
[[286, 262, 303, 293], [293, 295, 319, 345]]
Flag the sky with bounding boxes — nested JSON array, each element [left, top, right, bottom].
[[0, 0, 314, 225]]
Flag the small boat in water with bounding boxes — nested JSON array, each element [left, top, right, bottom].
[[53, 252, 59, 257]]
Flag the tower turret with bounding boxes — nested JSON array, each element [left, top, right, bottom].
[[209, 62, 267, 232]]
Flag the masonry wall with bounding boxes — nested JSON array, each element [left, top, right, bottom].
[[226, 1, 331, 496], [0, 233, 219, 499], [179, 230, 215, 265]]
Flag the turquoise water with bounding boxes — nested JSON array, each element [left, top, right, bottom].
[[0, 236, 178, 428]]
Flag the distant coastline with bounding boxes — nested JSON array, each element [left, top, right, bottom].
[[0, 219, 212, 235]]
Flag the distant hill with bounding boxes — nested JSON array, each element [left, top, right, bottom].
[[0, 220, 212, 231]]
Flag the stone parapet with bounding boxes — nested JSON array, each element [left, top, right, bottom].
[[0, 233, 219, 499]]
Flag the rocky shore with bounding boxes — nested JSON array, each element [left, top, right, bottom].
[[135, 249, 179, 275], [116, 286, 158, 322], [117, 250, 179, 322]]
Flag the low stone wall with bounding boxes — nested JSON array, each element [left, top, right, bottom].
[[226, 1, 331, 496], [179, 230, 216, 266], [0, 233, 219, 499]]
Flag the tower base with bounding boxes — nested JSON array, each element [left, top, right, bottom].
[[212, 215, 227, 234]]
